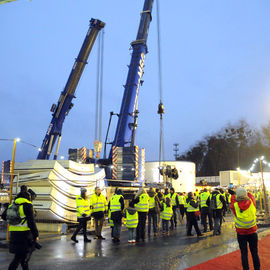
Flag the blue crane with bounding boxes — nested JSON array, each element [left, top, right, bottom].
[[108, 0, 154, 160], [37, 19, 105, 160]]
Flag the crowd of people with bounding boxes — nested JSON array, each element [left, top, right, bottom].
[[1, 184, 261, 270], [72, 185, 257, 243], [73, 185, 260, 270]]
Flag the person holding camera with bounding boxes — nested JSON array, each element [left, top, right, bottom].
[[4, 186, 39, 270]]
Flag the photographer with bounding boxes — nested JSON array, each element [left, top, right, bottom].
[[4, 186, 39, 270]]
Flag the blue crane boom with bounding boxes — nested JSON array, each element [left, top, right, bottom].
[[108, 0, 154, 159], [37, 19, 105, 160]]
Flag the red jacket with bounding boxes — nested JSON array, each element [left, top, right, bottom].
[[230, 192, 257, 235]]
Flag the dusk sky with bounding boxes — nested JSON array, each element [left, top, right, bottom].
[[1, 0, 270, 163]]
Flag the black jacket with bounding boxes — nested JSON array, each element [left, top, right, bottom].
[[186, 197, 199, 209], [207, 191, 227, 218], [5, 192, 39, 254]]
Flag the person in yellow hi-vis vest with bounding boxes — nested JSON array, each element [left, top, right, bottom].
[[178, 192, 186, 222], [3, 186, 39, 270], [210, 189, 226, 236], [147, 187, 160, 237], [108, 209, 114, 240], [90, 187, 107, 240], [71, 188, 91, 243], [186, 192, 203, 237], [134, 188, 149, 242], [230, 187, 260, 270], [200, 188, 213, 232], [108, 189, 124, 243], [160, 197, 173, 235], [124, 200, 138, 243], [169, 187, 179, 229]]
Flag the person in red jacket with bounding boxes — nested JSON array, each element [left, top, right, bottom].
[[230, 187, 260, 270]]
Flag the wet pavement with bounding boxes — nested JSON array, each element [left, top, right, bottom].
[[1, 216, 269, 270]]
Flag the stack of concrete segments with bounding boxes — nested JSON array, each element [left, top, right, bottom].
[[13, 160, 105, 223]]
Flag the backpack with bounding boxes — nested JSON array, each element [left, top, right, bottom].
[[6, 203, 23, 225], [210, 194, 218, 210]]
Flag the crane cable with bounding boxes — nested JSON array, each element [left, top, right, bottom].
[[94, 30, 104, 157], [94, 32, 101, 141], [99, 29, 105, 142], [156, 0, 165, 176]]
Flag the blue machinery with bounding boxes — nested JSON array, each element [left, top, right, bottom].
[[38, 0, 155, 183], [108, 0, 154, 159], [37, 19, 105, 160]]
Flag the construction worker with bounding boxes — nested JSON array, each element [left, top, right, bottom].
[[186, 192, 203, 237], [230, 187, 260, 270], [71, 188, 91, 243], [184, 192, 189, 225], [164, 188, 170, 199], [226, 189, 232, 214], [219, 188, 227, 218], [160, 197, 173, 235], [108, 209, 114, 239], [210, 188, 226, 235], [169, 187, 179, 229], [195, 189, 200, 200], [147, 187, 160, 237], [90, 187, 107, 240], [4, 187, 39, 270], [178, 192, 186, 223], [108, 189, 124, 243], [157, 191, 164, 230], [255, 191, 261, 209], [134, 188, 149, 242], [125, 200, 138, 243], [200, 188, 213, 232]]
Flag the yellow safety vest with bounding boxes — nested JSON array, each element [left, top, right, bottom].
[[164, 193, 170, 199], [160, 203, 173, 220], [200, 192, 210, 208], [216, 194, 223, 209], [210, 193, 223, 209], [135, 193, 149, 212], [178, 195, 185, 205], [228, 194, 232, 204], [126, 210, 138, 228], [109, 194, 123, 212], [170, 193, 177, 206], [148, 194, 157, 209], [75, 195, 91, 218], [186, 199, 199, 212], [255, 192, 260, 201], [234, 199, 256, 229], [221, 192, 226, 201], [9, 198, 32, 232], [108, 209, 114, 227], [184, 196, 188, 208], [90, 193, 107, 212]]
